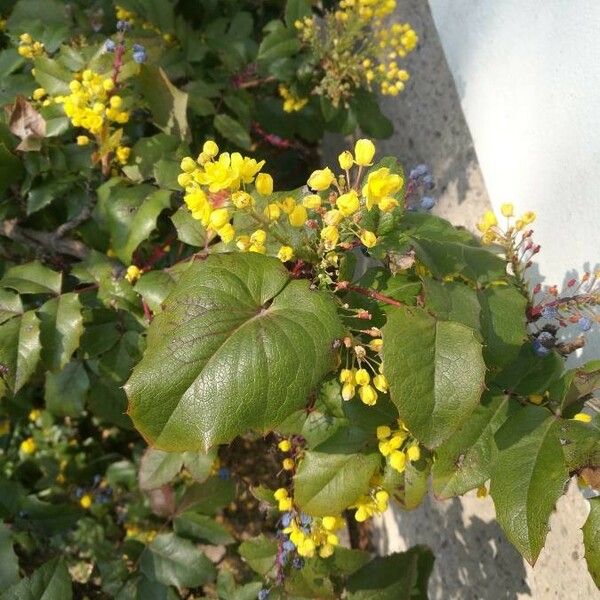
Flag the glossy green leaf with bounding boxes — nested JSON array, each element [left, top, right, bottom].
[[432, 392, 513, 498], [478, 286, 528, 369], [44, 360, 89, 417], [294, 450, 380, 516], [257, 23, 300, 64], [0, 310, 41, 396], [0, 261, 61, 295], [583, 497, 600, 588], [171, 207, 206, 247], [422, 279, 481, 332], [0, 290, 23, 325], [0, 523, 19, 588], [213, 114, 251, 150], [140, 533, 216, 588], [346, 546, 434, 600], [285, 0, 312, 25], [490, 406, 568, 564], [382, 306, 486, 448], [134, 271, 177, 314], [38, 292, 83, 372], [138, 65, 189, 139], [1, 557, 72, 600], [138, 448, 183, 490], [32, 56, 71, 94], [126, 253, 344, 451], [239, 535, 278, 576], [174, 511, 235, 545], [176, 477, 236, 515]]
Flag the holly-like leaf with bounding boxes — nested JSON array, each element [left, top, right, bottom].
[[1, 557, 72, 600], [126, 253, 344, 451], [0, 290, 23, 325], [490, 406, 568, 564], [478, 286, 528, 369], [138, 65, 189, 139], [213, 114, 251, 150], [171, 206, 206, 247], [174, 511, 235, 545], [0, 310, 41, 396], [32, 56, 71, 95], [238, 535, 278, 576], [294, 450, 380, 516], [138, 448, 183, 490], [583, 497, 600, 588], [382, 306, 486, 448], [38, 292, 83, 372], [44, 361, 89, 417], [134, 271, 177, 314], [346, 546, 434, 600], [0, 261, 61, 295], [140, 533, 216, 588], [432, 392, 513, 498]]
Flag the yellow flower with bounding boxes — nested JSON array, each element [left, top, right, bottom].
[[341, 383, 356, 401], [302, 194, 321, 209], [264, 203, 281, 221], [180, 156, 197, 173], [390, 450, 406, 472], [521, 211, 536, 225], [321, 225, 339, 249], [369, 339, 383, 352], [500, 203, 514, 217], [282, 458, 294, 470], [236, 235, 251, 251], [203, 140, 219, 157], [406, 445, 420, 462], [80, 494, 93, 509], [355, 368, 370, 386], [338, 150, 354, 170], [477, 211, 498, 233], [116, 146, 131, 165], [125, 265, 141, 283], [573, 413, 592, 423], [255, 173, 273, 195], [178, 172, 192, 188], [339, 368, 355, 384], [196, 153, 239, 192], [354, 139, 376, 166], [32, 87, 46, 100], [232, 191, 253, 209], [289, 205, 307, 227], [362, 168, 402, 209], [209, 208, 230, 230], [378, 196, 399, 212], [278, 440, 291, 452], [336, 190, 360, 216], [373, 374, 388, 393], [76, 135, 90, 146], [278, 196, 296, 215], [277, 246, 294, 262], [28, 409, 42, 422], [217, 223, 235, 243], [359, 384, 377, 406], [376, 425, 391, 440], [307, 167, 335, 191], [360, 230, 377, 248], [249, 244, 266, 254], [274, 488, 288, 501], [231, 152, 265, 184], [250, 229, 267, 245], [20, 437, 36, 455]]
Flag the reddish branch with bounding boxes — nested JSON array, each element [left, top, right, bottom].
[[345, 284, 406, 308]]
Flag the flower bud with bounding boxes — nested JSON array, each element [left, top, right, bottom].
[[354, 139, 375, 166], [338, 150, 353, 170], [255, 173, 273, 196]]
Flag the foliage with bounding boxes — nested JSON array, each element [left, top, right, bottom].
[[0, 0, 599, 597]]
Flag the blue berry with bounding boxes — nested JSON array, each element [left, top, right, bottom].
[[420, 196, 435, 210], [541, 305, 558, 319], [281, 512, 293, 527], [410, 164, 428, 178], [578, 316, 592, 332], [532, 339, 550, 357], [292, 556, 304, 570], [283, 540, 295, 552], [422, 174, 434, 189], [104, 39, 116, 53], [133, 43, 146, 63], [300, 513, 312, 527], [258, 590, 269, 600], [218, 467, 230, 480], [116, 20, 131, 32]]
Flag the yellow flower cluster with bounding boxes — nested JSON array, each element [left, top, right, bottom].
[[336, 0, 397, 22], [20, 437, 37, 455], [339, 367, 388, 406], [477, 205, 536, 245], [115, 5, 136, 22], [377, 422, 420, 473], [17, 33, 45, 59], [278, 438, 295, 471], [352, 488, 389, 521], [278, 84, 308, 113], [55, 71, 129, 136], [178, 141, 266, 245], [116, 4, 176, 44], [283, 514, 344, 558], [124, 522, 157, 543]]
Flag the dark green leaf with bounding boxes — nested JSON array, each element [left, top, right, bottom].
[[134, 271, 177, 314], [213, 114, 251, 150], [126, 253, 344, 451], [1, 557, 71, 600], [239, 535, 278, 576], [422, 279, 481, 332], [44, 361, 89, 417], [32, 56, 71, 95], [0, 523, 19, 588], [177, 477, 236, 515], [174, 511, 234, 545], [0, 290, 23, 325], [171, 206, 206, 247], [0, 261, 61, 295], [285, 0, 312, 26], [138, 449, 183, 490]]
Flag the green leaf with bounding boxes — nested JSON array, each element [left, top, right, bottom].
[[138, 65, 189, 139], [257, 22, 300, 65], [382, 306, 486, 448], [182, 448, 218, 482], [171, 206, 206, 247], [432, 392, 512, 498], [0, 290, 23, 325], [583, 497, 600, 588], [350, 89, 393, 139], [44, 361, 89, 417], [347, 546, 434, 600], [0, 310, 41, 396], [134, 271, 177, 314], [285, 0, 312, 25], [294, 450, 380, 516], [490, 406, 568, 564], [32, 56, 71, 95], [0, 144, 24, 196], [478, 286, 527, 369], [174, 511, 235, 545], [554, 418, 600, 472], [238, 535, 278, 576], [1, 557, 72, 600], [138, 449, 183, 490], [395, 457, 431, 510], [126, 253, 344, 451], [38, 293, 83, 372], [0, 261, 61, 295], [140, 533, 216, 588], [97, 180, 172, 264], [213, 114, 251, 150], [0, 523, 19, 588], [422, 279, 481, 332]]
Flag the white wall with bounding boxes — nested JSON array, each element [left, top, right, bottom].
[[428, 0, 600, 363]]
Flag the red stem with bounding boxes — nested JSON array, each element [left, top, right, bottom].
[[346, 285, 406, 308]]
